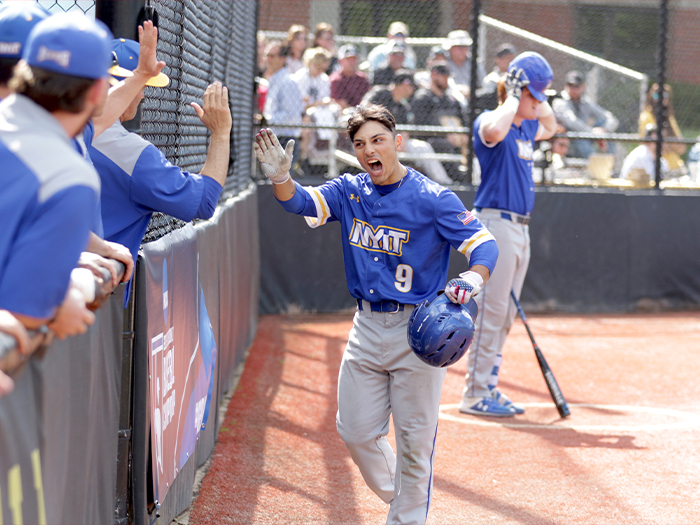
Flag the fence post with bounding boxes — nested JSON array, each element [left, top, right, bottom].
[[329, 128, 338, 179], [654, 0, 669, 188], [466, 0, 482, 186]]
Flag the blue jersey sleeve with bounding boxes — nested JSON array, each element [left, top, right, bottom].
[[277, 177, 347, 228], [194, 176, 223, 220], [434, 190, 498, 274], [129, 144, 206, 222], [0, 185, 98, 318]]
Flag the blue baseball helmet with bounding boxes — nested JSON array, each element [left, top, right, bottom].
[[508, 51, 553, 102], [407, 293, 478, 368]]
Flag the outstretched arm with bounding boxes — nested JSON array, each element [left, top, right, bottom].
[[92, 21, 167, 137], [254, 128, 297, 201], [191, 82, 233, 187]]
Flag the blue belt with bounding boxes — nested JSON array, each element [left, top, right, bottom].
[[500, 211, 530, 225], [357, 299, 405, 313], [474, 207, 530, 225]]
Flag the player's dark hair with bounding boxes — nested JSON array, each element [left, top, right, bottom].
[[347, 103, 396, 142], [9, 61, 96, 113], [0, 57, 19, 85]]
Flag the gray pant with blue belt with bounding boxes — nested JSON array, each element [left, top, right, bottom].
[[463, 208, 531, 399], [337, 301, 446, 525]]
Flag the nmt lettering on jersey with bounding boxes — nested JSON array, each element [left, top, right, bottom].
[[349, 219, 410, 256]]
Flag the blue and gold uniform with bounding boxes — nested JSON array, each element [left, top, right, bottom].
[[280, 167, 497, 304], [276, 165, 497, 525]]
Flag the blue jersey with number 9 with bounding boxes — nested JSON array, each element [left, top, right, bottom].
[[280, 167, 498, 304]]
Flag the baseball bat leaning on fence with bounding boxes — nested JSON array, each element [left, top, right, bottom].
[[0, 259, 127, 375], [510, 290, 571, 418]]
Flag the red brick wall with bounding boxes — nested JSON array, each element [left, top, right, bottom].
[[259, 0, 311, 32]]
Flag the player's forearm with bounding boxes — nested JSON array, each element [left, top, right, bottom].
[[200, 133, 231, 187], [272, 176, 297, 201], [535, 102, 557, 141], [92, 72, 152, 137], [480, 96, 518, 143], [467, 264, 491, 285]]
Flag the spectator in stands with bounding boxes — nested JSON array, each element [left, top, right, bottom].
[[533, 125, 573, 183], [0, 310, 30, 398], [312, 22, 339, 76], [330, 44, 370, 110], [0, 13, 115, 338], [412, 62, 467, 180], [639, 83, 686, 175], [371, 40, 407, 86], [293, 47, 332, 111], [444, 30, 486, 98], [620, 123, 669, 183], [283, 24, 308, 75], [553, 70, 619, 158], [263, 40, 303, 169], [415, 44, 449, 90], [362, 69, 453, 185], [292, 47, 334, 166], [90, 39, 232, 278], [0, 2, 50, 99], [481, 43, 516, 93], [366, 21, 417, 73]]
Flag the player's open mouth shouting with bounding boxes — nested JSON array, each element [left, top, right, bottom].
[[352, 120, 405, 186]]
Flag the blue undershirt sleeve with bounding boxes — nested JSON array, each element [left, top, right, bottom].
[[277, 181, 317, 215], [468, 240, 499, 275], [193, 176, 224, 219]]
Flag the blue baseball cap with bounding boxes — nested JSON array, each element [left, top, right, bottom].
[[23, 12, 114, 79], [112, 38, 169, 87], [0, 2, 50, 59]]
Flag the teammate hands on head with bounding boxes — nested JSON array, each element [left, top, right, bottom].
[[254, 128, 295, 184], [505, 67, 530, 100], [445, 270, 484, 304]]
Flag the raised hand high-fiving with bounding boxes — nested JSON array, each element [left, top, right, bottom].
[[254, 129, 295, 184]]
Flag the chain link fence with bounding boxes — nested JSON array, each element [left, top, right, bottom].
[[257, 0, 700, 189], [139, 0, 257, 241]]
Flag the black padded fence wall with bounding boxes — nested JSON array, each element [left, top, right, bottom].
[[258, 183, 700, 314]]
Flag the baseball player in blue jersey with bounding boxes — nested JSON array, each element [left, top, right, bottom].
[[89, 37, 231, 297], [254, 104, 498, 525], [0, 13, 116, 338], [460, 52, 557, 417]]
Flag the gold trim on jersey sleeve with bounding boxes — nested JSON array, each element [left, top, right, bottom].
[[303, 186, 331, 229], [458, 229, 496, 256]]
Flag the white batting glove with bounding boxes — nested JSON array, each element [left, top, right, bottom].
[[505, 67, 530, 100], [254, 128, 294, 184], [445, 271, 484, 305]]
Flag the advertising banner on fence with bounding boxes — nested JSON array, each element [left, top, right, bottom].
[[143, 228, 218, 503]]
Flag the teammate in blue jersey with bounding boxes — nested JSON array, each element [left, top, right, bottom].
[[0, 13, 116, 338], [460, 52, 557, 417], [0, 2, 49, 99], [255, 104, 498, 525], [90, 38, 232, 293]]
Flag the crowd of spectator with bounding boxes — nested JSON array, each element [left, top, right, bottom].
[[256, 20, 697, 186]]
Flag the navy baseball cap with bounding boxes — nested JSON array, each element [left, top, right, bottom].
[[0, 2, 50, 59], [112, 38, 169, 87], [23, 12, 114, 79]]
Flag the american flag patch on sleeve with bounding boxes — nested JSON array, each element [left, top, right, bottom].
[[457, 211, 475, 225]]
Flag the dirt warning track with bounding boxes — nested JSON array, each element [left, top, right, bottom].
[[190, 312, 700, 524]]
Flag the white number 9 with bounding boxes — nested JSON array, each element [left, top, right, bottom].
[[394, 264, 413, 293]]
